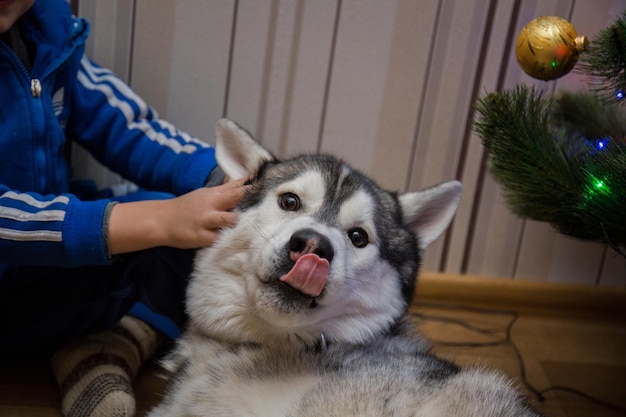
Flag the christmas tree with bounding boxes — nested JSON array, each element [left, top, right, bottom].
[[474, 12, 626, 258]]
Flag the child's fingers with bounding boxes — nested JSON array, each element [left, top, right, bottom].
[[216, 177, 247, 190], [214, 183, 250, 210], [213, 211, 238, 228]]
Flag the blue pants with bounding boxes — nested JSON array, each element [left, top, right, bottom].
[[0, 247, 194, 359], [0, 190, 194, 359]]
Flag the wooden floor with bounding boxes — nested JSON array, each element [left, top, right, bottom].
[[413, 303, 626, 417], [1, 273, 625, 417]]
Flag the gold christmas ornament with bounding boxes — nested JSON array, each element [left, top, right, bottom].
[[515, 16, 587, 81]]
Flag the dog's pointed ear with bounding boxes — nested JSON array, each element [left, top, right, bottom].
[[399, 181, 462, 250], [215, 118, 275, 179]]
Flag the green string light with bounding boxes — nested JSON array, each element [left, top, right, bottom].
[[584, 173, 611, 203]]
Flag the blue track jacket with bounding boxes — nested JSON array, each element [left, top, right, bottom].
[[0, 0, 218, 279]]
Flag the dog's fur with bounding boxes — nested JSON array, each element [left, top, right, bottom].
[[148, 119, 543, 417]]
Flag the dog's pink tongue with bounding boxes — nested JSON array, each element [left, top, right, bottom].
[[280, 254, 329, 297]]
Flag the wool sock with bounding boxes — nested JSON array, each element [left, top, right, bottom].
[[50, 316, 163, 417]]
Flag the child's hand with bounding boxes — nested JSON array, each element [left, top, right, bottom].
[[159, 178, 248, 248], [107, 178, 248, 255]]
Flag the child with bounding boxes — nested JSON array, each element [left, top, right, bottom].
[[0, 0, 246, 415]]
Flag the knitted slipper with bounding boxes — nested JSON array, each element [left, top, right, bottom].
[[50, 316, 162, 417]]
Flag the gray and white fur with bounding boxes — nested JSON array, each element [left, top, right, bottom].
[[148, 119, 543, 417]]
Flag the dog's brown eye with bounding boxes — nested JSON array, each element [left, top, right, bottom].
[[278, 193, 300, 211], [348, 228, 368, 248]]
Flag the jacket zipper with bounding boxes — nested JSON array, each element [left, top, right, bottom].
[[2, 35, 81, 193], [30, 79, 42, 97], [0, 41, 47, 191], [33, 32, 82, 192], [30, 79, 46, 191]]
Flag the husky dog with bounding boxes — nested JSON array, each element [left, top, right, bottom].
[[148, 119, 542, 417]]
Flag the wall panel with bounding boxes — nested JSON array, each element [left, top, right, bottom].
[[320, 0, 399, 173], [226, 0, 278, 145], [130, 0, 177, 120], [370, 0, 439, 192], [447, 0, 517, 275], [281, 0, 338, 156], [406, 0, 497, 271], [163, 1, 235, 142], [71, 0, 135, 189]]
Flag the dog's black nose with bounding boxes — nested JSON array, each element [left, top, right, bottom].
[[288, 228, 334, 263]]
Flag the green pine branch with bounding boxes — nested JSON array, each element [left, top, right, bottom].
[[474, 85, 626, 249], [577, 11, 626, 100]]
